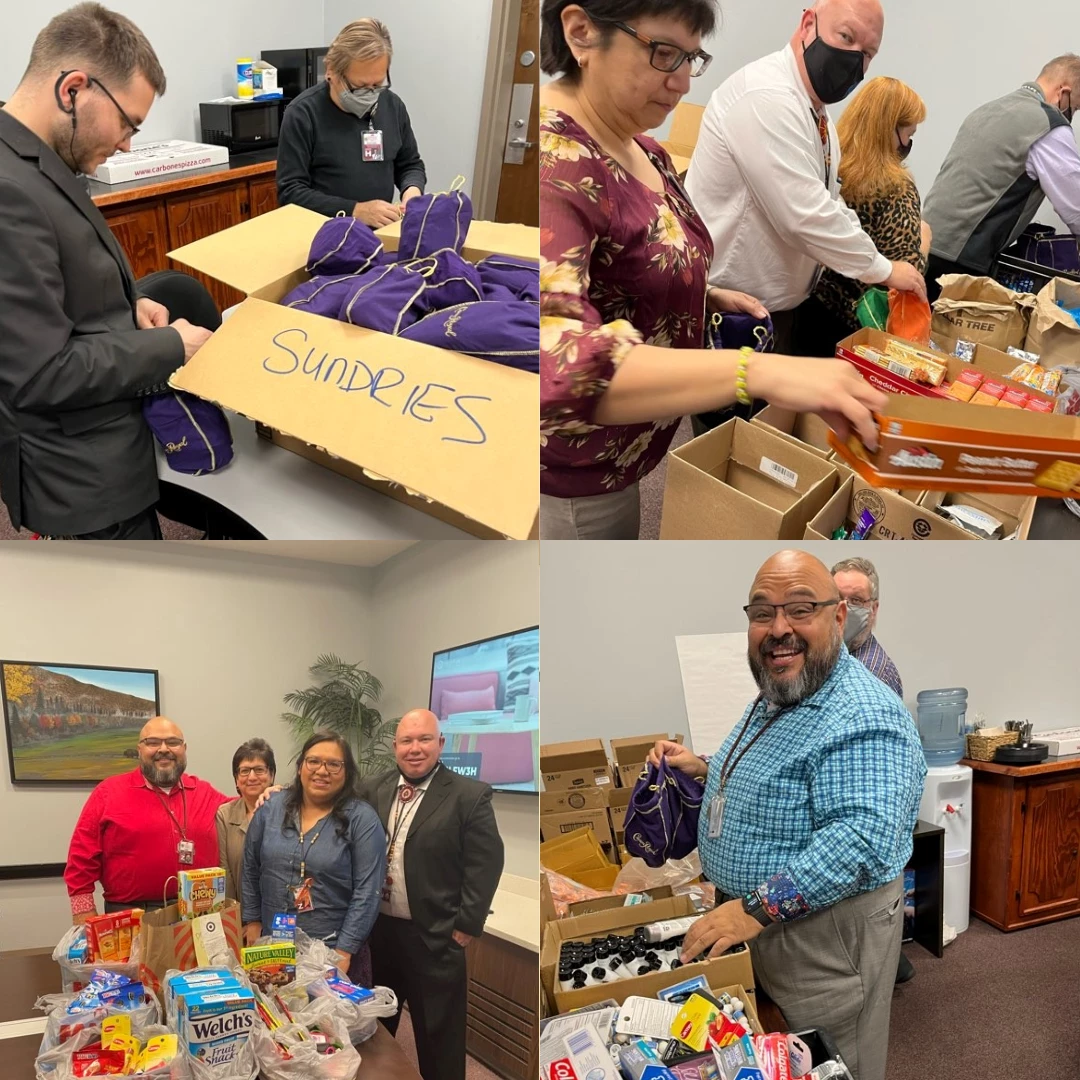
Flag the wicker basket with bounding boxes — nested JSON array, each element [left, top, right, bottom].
[[965, 731, 1020, 762]]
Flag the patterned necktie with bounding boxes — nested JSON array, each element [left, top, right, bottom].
[[817, 111, 832, 187]]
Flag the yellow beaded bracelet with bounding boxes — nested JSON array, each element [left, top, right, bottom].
[[735, 346, 753, 406]]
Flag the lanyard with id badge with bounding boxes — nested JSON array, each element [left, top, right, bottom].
[[708, 696, 790, 839], [382, 783, 422, 903], [362, 117, 384, 163], [293, 814, 330, 913], [154, 787, 194, 865]]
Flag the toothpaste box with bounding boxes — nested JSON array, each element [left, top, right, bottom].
[[178, 868, 227, 920], [178, 986, 255, 1067], [548, 1026, 620, 1079]]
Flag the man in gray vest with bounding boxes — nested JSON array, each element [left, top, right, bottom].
[[922, 55, 1080, 302]]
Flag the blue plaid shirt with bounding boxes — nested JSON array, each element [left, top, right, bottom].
[[698, 648, 925, 921]]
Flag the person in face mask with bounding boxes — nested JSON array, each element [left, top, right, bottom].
[[276, 18, 426, 228], [802, 77, 931, 357], [685, 0, 929, 364], [923, 54, 1080, 303], [832, 556, 902, 698]]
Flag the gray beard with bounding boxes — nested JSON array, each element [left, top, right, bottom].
[[748, 631, 842, 707], [141, 757, 185, 787]]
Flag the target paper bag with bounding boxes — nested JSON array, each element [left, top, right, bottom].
[[137, 899, 242, 996]]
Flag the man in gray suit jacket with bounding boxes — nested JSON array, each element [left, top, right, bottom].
[[357, 708, 504, 1080], [0, 4, 213, 538]]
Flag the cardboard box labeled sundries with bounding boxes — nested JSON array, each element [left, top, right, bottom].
[[751, 406, 835, 458], [541, 739, 614, 791], [540, 895, 755, 1014], [830, 395, 1080, 498], [836, 328, 1056, 404], [540, 810, 618, 864], [167, 204, 539, 540], [661, 419, 842, 539]]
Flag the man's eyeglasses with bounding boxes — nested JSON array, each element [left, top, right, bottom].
[[140, 737, 184, 749], [844, 596, 877, 610], [608, 22, 712, 77], [237, 766, 270, 778], [743, 599, 840, 624], [60, 71, 141, 139], [303, 756, 345, 775]]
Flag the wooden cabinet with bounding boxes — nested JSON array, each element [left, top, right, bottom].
[[91, 158, 278, 314], [967, 755, 1080, 931], [248, 175, 279, 218], [465, 934, 538, 1080], [100, 201, 170, 280]]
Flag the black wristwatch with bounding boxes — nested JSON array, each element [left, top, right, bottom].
[[742, 890, 773, 928]]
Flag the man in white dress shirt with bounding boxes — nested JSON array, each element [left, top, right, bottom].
[[357, 708, 504, 1080], [686, 0, 927, 355]]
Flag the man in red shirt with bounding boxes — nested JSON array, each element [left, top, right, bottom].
[[65, 716, 231, 922]]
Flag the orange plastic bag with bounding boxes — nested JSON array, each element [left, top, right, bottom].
[[887, 288, 933, 346]]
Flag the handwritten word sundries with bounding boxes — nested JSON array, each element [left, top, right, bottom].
[[263, 328, 490, 445]]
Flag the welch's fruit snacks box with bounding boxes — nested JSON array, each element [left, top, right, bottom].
[[175, 979, 255, 1067]]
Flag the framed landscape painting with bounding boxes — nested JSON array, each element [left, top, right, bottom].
[[1, 661, 160, 783]]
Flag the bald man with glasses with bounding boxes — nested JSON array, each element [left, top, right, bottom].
[[65, 716, 231, 921]]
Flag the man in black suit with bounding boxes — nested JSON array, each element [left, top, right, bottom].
[[0, 4, 214, 538], [358, 708, 504, 1080]]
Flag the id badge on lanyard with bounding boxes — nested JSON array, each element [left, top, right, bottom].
[[177, 839, 195, 865], [362, 128, 385, 162], [707, 793, 726, 839]]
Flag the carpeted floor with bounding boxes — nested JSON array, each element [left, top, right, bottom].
[[640, 418, 692, 539], [394, 1007, 499, 1080], [886, 915, 1080, 1079]]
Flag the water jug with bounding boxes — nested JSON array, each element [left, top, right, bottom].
[[916, 688, 968, 767]]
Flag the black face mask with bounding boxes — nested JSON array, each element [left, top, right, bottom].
[[1060, 90, 1074, 123], [802, 13, 865, 105], [896, 130, 913, 160]]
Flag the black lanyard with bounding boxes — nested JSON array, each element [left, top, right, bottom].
[[152, 785, 189, 840], [387, 785, 426, 860], [718, 695, 793, 794], [295, 813, 330, 882]]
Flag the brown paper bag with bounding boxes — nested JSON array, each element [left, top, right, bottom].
[[137, 898, 242, 997], [1025, 277, 1080, 366], [930, 274, 1035, 353]]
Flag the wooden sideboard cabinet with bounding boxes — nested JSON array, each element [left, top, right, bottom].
[[90, 153, 278, 315], [465, 933, 538, 1080], [965, 755, 1080, 931]]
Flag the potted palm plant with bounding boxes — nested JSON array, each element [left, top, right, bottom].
[[282, 654, 396, 777]]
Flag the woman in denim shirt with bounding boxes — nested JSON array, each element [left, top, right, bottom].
[[242, 732, 386, 986]]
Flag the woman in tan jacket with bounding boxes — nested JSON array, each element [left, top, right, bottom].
[[215, 738, 277, 902]]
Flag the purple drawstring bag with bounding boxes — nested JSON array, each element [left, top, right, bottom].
[[338, 250, 485, 334], [305, 215, 387, 276], [399, 300, 539, 372], [398, 183, 473, 260], [623, 757, 705, 868], [475, 256, 540, 303], [143, 391, 233, 475], [706, 310, 775, 353], [281, 273, 368, 318]]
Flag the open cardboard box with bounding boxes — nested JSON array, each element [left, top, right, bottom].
[[607, 784, 634, 840], [659, 102, 706, 175], [829, 395, 1080, 497], [374, 216, 538, 263], [166, 204, 539, 539], [917, 489, 1035, 540], [540, 826, 612, 875], [660, 419, 843, 539], [540, 894, 756, 1013], [565, 885, 675, 919], [751, 406, 834, 458], [610, 733, 682, 788], [540, 810, 619, 865], [541, 739, 614, 791], [836, 328, 1055, 406], [540, 786, 609, 815]]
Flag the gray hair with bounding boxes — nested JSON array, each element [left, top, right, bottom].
[[831, 557, 880, 600], [326, 18, 393, 78]]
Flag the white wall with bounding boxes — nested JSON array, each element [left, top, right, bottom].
[[654, 0, 1078, 232], [540, 541, 1080, 754], [323, 0, 494, 195], [0, 544, 370, 949], [370, 539, 539, 879], [0, 1, 325, 142]]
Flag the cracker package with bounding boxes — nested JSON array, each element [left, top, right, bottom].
[[178, 868, 227, 921], [241, 942, 297, 991], [85, 909, 143, 963]]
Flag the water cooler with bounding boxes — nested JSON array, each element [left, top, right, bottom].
[[915, 688, 972, 934], [918, 764, 972, 933]]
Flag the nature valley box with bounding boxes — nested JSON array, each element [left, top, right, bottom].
[[167, 204, 538, 540]]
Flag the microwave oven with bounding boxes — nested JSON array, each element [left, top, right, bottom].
[[199, 99, 280, 154], [260, 47, 329, 102]]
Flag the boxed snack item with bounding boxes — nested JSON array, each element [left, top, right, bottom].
[[85, 910, 143, 963], [241, 942, 296, 991], [178, 868, 227, 921], [176, 984, 256, 1067], [829, 394, 1080, 498]]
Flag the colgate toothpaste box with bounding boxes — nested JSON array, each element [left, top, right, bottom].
[[547, 1026, 620, 1079]]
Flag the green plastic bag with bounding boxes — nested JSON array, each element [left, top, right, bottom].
[[856, 286, 890, 331]]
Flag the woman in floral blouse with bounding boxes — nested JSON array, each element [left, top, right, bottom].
[[801, 77, 931, 357], [539, 0, 888, 540]]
